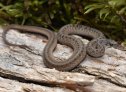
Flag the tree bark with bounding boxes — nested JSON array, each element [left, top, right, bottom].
[[0, 27, 126, 92]]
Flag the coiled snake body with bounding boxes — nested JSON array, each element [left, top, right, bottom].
[[2, 24, 117, 71]]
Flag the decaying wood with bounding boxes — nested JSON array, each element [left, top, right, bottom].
[[0, 77, 74, 92], [0, 27, 126, 92]]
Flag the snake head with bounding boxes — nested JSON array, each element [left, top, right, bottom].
[[107, 40, 126, 50], [107, 39, 118, 46], [97, 39, 118, 47]]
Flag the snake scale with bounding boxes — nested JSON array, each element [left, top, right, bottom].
[[2, 24, 118, 71]]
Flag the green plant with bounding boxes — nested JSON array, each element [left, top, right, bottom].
[[84, 0, 126, 41], [0, 0, 126, 43], [0, 0, 86, 29]]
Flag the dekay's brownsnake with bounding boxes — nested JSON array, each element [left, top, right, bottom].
[[2, 24, 118, 71]]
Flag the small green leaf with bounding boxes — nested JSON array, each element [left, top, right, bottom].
[[84, 4, 105, 14], [0, 3, 4, 7], [110, 15, 118, 23], [108, 0, 126, 8], [6, 9, 23, 17], [84, 4, 100, 9], [119, 7, 126, 14], [99, 8, 110, 19]]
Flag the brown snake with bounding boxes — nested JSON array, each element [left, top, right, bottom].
[[2, 24, 118, 71]]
